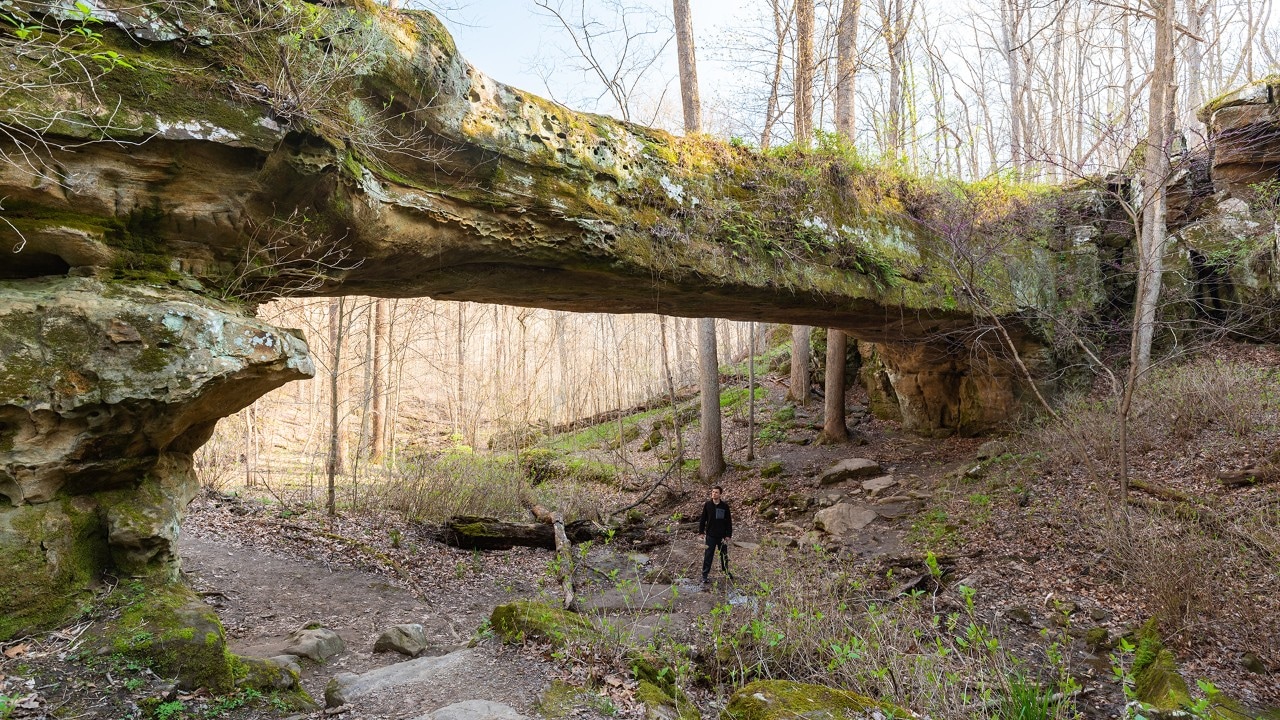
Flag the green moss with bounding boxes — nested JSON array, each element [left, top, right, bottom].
[[636, 681, 699, 720], [105, 582, 237, 692], [0, 498, 109, 641], [1132, 622, 1191, 713], [760, 462, 784, 479], [489, 601, 594, 646], [723, 680, 905, 720]]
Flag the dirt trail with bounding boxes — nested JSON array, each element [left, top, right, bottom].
[[178, 535, 552, 719]]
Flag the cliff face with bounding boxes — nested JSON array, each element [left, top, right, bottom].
[[0, 0, 1276, 636]]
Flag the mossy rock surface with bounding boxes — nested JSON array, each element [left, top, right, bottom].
[[723, 680, 906, 720], [106, 582, 236, 692], [489, 601, 594, 646], [1132, 623, 1191, 712], [0, 497, 109, 641], [636, 680, 699, 720]]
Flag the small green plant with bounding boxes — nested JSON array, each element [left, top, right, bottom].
[[1000, 674, 1068, 720], [152, 700, 186, 720]]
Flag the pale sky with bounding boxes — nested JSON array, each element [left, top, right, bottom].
[[430, 0, 745, 131]]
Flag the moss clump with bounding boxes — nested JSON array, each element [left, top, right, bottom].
[[1132, 622, 1191, 713], [760, 462, 785, 479], [636, 680, 699, 720], [106, 582, 236, 692], [724, 680, 905, 720], [489, 601, 593, 646]]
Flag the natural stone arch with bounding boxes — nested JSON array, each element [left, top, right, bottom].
[[0, 0, 1084, 639]]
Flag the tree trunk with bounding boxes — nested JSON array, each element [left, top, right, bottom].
[[673, 0, 701, 134], [673, 0, 722, 480], [789, 325, 811, 405], [789, 0, 813, 402], [1000, 0, 1025, 172], [1133, 0, 1176, 378], [747, 322, 756, 461], [371, 298, 386, 460], [795, 0, 815, 144], [698, 318, 725, 479], [441, 516, 596, 551], [835, 0, 860, 140], [820, 330, 849, 443], [326, 297, 346, 516]]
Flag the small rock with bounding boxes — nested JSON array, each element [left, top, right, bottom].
[[776, 522, 804, 533], [1005, 607, 1033, 625], [270, 655, 303, 676], [819, 458, 883, 486], [814, 503, 877, 536], [872, 501, 918, 519], [731, 540, 761, 551], [1240, 652, 1269, 675], [786, 494, 812, 511], [861, 476, 897, 494], [284, 625, 345, 662], [1083, 627, 1112, 653], [1088, 608, 1110, 623], [374, 624, 429, 657], [976, 440, 1009, 460]]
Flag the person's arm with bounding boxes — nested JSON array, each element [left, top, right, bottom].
[[726, 503, 732, 538], [698, 502, 708, 534]]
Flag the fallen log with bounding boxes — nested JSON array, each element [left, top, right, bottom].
[[439, 516, 596, 551], [1218, 465, 1278, 488]]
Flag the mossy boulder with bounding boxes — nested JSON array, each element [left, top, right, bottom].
[[723, 680, 907, 720], [106, 582, 236, 692], [637, 680, 699, 720], [102, 581, 316, 706], [489, 601, 594, 646]]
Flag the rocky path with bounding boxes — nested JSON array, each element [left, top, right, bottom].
[[178, 535, 554, 720]]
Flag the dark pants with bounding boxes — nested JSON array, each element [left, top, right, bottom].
[[702, 536, 729, 578]]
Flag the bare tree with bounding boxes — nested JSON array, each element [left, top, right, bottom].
[[533, 0, 674, 125]]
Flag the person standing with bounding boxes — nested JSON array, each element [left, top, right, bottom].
[[699, 485, 732, 583]]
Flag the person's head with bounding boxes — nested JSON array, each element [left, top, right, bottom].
[[710, 485, 723, 502]]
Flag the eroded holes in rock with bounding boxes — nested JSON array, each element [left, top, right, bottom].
[[468, 89, 481, 103], [0, 252, 72, 280]]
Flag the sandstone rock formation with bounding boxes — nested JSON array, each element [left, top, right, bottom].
[[0, 278, 311, 638], [1, 0, 1277, 640]]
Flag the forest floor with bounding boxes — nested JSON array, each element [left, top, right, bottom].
[[2, 343, 1278, 720]]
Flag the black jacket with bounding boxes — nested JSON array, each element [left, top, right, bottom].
[[699, 500, 732, 539]]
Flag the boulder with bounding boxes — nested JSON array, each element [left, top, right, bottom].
[[374, 623, 430, 658], [325, 649, 474, 707], [425, 701, 528, 720], [813, 504, 877, 536], [723, 679, 906, 720], [975, 440, 1009, 460], [489, 601, 593, 646], [818, 459, 882, 487], [284, 625, 345, 663]]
